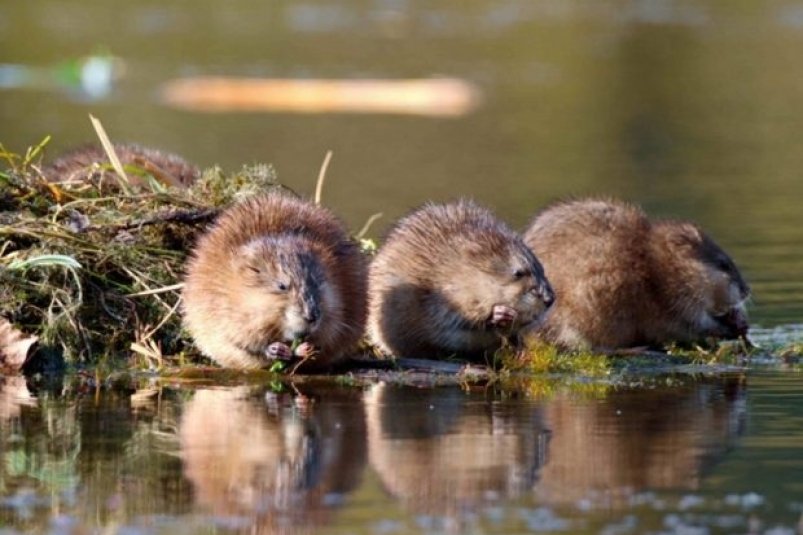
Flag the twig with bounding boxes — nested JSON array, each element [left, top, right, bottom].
[[142, 295, 182, 341], [116, 207, 219, 231], [89, 114, 132, 194], [127, 283, 184, 297], [356, 212, 383, 239], [289, 354, 315, 376], [120, 266, 173, 313], [344, 356, 491, 376], [0, 226, 101, 249], [22, 136, 51, 169], [314, 150, 333, 205]]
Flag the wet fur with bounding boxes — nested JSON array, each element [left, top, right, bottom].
[[182, 192, 367, 371], [368, 199, 553, 360], [523, 198, 750, 350]]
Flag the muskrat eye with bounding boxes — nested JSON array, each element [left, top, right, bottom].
[[513, 268, 528, 279], [714, 256, 731, 272], [247, 266, 260, 274], [276, 281, 289, 292]]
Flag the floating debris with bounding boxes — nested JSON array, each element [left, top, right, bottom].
[[160, 76, 482, 117], [0, 53, 124, 100]]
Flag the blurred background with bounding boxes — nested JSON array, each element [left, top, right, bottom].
[[1, 0, 801, 326]]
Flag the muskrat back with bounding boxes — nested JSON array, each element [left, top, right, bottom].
[[523, 198, 750, 350], [44, 143, 199, 188], [182, 192, 367, 371], [368, 199, 554, 361]]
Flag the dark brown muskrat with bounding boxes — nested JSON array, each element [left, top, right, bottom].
[[182, 192, 367, 371], [43, 143, 199, 188], [522, 198, 750, 351], [367, 199, 554, 361]]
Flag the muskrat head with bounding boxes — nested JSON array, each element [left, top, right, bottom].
[[658, 222, 750, 340], [236, 236, 334, 344], [448, 238, 554, 330]]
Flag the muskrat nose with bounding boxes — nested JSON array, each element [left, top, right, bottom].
[[303, 306, 320, 325], [539, 283, 555, 308], [740, 281, 751, 300], [293, 328, 311, 340]]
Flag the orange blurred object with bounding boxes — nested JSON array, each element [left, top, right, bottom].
[[160, 77, 481, 117]]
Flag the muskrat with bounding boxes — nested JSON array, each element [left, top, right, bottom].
[[522, 198, 750, 350], [43, 143, 199, 188], [367, 199, 554, 361], [182, 192, 367, 371]]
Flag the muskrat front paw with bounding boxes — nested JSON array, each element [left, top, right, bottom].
[[294, 341, 318, 359], [490, 305, 517, 327], [267, 342, 294, 360]]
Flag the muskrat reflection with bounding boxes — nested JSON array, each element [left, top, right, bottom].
[[179, 386, 366, 534], [0, 375, 35, 422], [536, 375, 746, 507], [365, 384, 549, 520]]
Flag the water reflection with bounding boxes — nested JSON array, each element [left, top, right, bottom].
[[536, 375, 747, 508], [0, 373, 787, 532], [365, 384, 548, 525], [364, 375, 747, 525], [0, 375, 35, 421], [0, 381, 191, 531], [179, 385, 366, 534]]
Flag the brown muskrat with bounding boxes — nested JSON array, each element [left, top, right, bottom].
[[182, 192, 367, 371], [522, 198, 750, 350], [43, 143, 199, 188], [367, 199, 554, 361]]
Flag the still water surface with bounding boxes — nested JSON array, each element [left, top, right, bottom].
[[0, 372, 801, 534]]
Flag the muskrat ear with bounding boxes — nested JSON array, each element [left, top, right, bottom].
[[236, 240, 271, 275], [663, 222, 703, 249], [458, 239, 489, 259], [239, 239, 269, 260]]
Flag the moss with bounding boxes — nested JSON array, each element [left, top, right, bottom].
[[499, 340, 612, 377]]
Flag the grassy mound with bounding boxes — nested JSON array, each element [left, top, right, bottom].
[[0, 138, 282, 371]]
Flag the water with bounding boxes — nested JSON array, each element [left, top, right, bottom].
[[1, 2, 803, 532], [0, 372, 801, 534]]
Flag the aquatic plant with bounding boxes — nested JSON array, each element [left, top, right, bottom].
[[500, 340, 612, 377]]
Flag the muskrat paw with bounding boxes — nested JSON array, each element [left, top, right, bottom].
[[490, 305, 517, 328], [266, 342, 294, 360], [294, 341, 318, 359]]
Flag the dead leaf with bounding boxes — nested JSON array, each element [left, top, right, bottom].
[[0, 317, 38, 372]]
